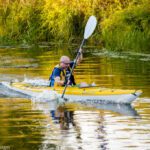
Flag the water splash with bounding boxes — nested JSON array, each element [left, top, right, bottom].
[[23, 77, 59, 102], [31, 90, 58, 102], [23, 77, 50, 86]]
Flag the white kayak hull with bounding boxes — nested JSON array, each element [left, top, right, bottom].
[[58, 91, 142, 104]]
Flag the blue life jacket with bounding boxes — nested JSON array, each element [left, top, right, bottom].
[[49, 63, 76, 87]]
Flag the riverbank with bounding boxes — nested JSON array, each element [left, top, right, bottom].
[[0, 0, 150, 52]]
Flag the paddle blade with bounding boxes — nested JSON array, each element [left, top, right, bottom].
[[84, 16, 97, 39]]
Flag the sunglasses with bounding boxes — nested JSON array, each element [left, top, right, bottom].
[[61, 61, 70, 65]]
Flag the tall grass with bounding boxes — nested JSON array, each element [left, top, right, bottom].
[[0, 0, 43, 44], [101, 0, 150, 52], [0, 0, 132, 45], [0, 0, 150, 53]]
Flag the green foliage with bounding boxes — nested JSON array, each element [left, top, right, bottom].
[[0, 0, 44, 44], [0, 0, 150, 53], [101, 0, 150, 52], [41, 0, 101, 42]]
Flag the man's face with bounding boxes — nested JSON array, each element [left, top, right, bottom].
[[60, 59, 70, 70]]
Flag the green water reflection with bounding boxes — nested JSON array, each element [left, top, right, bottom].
[[0, 46, 150, 149], [0, 46, 150, 96], [0, 98, 51, 149], [0, 98, 150, 150]]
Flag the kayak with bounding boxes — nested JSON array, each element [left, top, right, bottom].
[[4, 82, 142, 104]]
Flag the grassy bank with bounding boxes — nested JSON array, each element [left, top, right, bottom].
[[101, 0, 150, 52], [0, 0, 150, 52]]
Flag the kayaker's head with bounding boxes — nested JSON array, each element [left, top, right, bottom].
[[60, 56, 70, 70]]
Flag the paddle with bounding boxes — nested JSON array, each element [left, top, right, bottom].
[[61, 16, 97, 99]]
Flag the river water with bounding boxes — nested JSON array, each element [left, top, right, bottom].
[[0, 45, 150, 150]]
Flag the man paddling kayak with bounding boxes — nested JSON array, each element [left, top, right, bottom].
[[49, 48, 83, 87]]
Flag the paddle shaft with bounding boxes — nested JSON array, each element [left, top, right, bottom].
[[61, 16, 97, 99], [61, 39, 85, 98]]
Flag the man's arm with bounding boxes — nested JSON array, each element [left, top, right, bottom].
[[53, 68, 65, 86], [54, 76, 64, 86], [76, 48, 83, 65]]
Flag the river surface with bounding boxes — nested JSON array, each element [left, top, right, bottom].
[[0, 45, 150, 150]]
